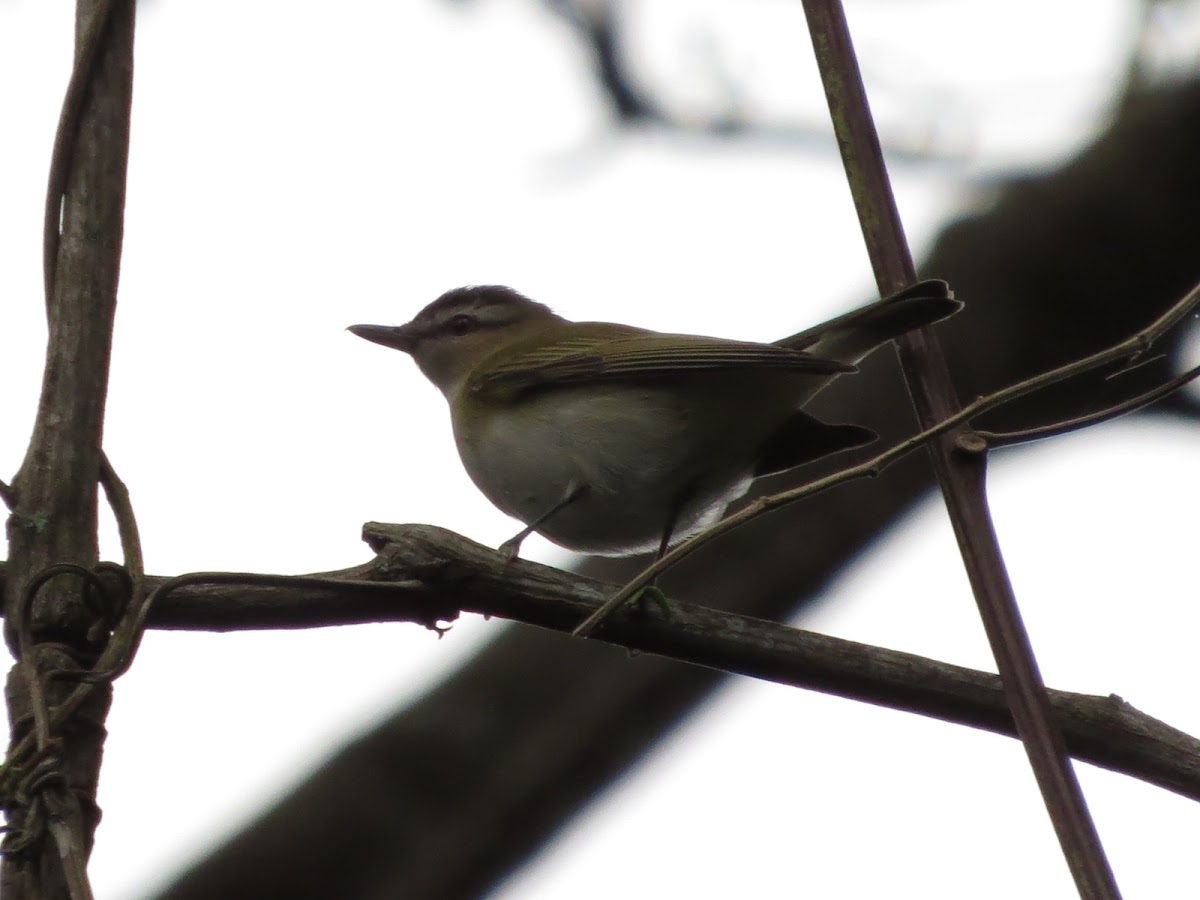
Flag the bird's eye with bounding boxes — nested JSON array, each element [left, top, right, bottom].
[[448, 314, 474, 336]]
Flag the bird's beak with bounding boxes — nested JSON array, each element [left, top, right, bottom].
[[347, 323, 419, 354]]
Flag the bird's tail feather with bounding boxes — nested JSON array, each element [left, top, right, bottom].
[[775, 279, 960, 363]]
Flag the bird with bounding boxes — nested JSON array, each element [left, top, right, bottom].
[[349, 281, 960, 562]]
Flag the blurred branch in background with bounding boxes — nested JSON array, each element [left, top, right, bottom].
[[152, 47, 1200, 899], [566, 0, 962, 158]]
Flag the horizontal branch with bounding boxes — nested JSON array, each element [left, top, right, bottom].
[[4, 523, 1193, 801], [143, 565, 449, 633]]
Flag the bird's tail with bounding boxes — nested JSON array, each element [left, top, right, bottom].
[[775, 279, 961, 364]]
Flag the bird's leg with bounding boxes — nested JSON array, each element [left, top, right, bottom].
[[497, 480, 589, 562], [628, 496, 684, 619], [654, 501, 681, 562]]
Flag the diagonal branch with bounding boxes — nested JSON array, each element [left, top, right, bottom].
[[579, 276, 1200, 632]]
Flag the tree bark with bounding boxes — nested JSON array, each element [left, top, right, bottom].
[[1, 2, 135, 898]]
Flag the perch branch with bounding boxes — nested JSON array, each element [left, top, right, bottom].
[[1, 529, 1196, 803]]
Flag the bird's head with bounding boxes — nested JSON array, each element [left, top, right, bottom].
[[349, 285, 562, 396]]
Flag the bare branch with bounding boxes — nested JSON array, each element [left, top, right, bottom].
[[979, 360, 1200, 448], [153, 78, 1200, 899], [3, 527, 1195, 802], [2, 1, 135, 896], [581, 276, 1200, 632], [801, 1, 1119, 894]]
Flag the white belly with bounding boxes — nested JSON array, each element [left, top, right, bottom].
[[453, 386, 759, 556]]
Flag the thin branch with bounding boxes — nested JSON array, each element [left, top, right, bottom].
[[0, 479, 14, 510], [98, 453, 142, 592], [805, 3, 1118, 895], [126, 567, 443, 632], [575, 276, 1200, 634], [979, 360, 1200, 448], [1, 528, 1196, 802], [0, 570, 445, 778], [97, 451, 146, 690], [540, 0, 965, 164], [89, 571, 438, 684]]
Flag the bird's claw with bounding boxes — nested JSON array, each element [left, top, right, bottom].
[[630, 585, 671, 619], [497, 537, 523, 563]]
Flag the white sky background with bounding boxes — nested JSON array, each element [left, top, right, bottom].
[[1, 0, 1198, 897]]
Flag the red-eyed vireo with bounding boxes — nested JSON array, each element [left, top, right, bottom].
[[350, 281, 960, 560]]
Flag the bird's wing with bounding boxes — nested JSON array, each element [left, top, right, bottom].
[[473, 330, 856, 396]]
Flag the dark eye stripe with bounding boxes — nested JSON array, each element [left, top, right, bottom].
[[431, 316, 471, 337], [433, 311, 525, 338]]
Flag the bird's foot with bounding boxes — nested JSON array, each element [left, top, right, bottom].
[[630, 584, 671, 620], [497, 535, 525, 563]]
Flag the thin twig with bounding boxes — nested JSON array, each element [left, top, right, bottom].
[[98, 453, 142, 589], [574, 276, 1200, 635], [581, 6, 1189, 894], [98, 451, 145, 680], [979, 361, 1200, 448], [0, 479, 14, 510]]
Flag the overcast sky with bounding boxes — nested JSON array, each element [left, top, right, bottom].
[[2, 1, 1198, 897]]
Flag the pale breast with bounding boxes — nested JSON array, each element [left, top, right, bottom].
[[451, 378, 802, 555]]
